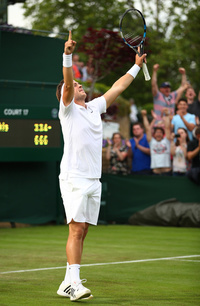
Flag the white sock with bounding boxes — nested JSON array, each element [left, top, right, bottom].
[[69, 264, 81, 285], [64, 262, 71, 285]]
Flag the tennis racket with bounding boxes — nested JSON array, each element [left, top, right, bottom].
[[119, 8, 151, 81]]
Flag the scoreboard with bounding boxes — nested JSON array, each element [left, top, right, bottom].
[[0, 106, 62, 161]]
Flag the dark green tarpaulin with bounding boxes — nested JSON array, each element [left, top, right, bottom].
[[100, 174, 200, 224], [129, 198, 200, 227]]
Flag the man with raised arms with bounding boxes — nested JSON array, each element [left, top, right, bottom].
[[56, 31, 146, 302]]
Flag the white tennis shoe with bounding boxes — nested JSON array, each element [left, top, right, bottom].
[[57, 281, 71, 298], [70, 279, 93, 301]]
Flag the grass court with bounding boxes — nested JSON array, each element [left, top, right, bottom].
[[0, 224, 200, 305]]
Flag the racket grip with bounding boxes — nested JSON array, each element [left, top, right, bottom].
[[142, 63, 151, 81]]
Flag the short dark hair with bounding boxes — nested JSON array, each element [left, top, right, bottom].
[[177, 98, 188, 105], [132, 122, 144, 129], [153, 127, 165, 135], [56, 79, 64, 102]]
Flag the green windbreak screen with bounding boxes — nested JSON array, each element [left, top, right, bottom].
[[0, 31, 64, 82], [0, 82, 58, 106], [0, 31, 65, 161]]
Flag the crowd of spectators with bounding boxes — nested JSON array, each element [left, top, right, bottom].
[[105, 64, 200, 185], [70, 52, 200, 184]]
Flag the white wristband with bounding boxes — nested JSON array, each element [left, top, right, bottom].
[[63, 53, 72, 67], [127, 64, 141, 79]]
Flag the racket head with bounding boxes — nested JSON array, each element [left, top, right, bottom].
[[119, 8, 146, 53]]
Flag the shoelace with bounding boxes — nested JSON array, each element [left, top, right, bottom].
[[72, 278, 87, 288]]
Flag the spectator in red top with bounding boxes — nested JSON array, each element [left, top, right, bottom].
[[72, 54, 82, 79]]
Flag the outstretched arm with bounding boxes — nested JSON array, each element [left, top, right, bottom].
[[62, 31, 76, 106], [162, 108, 171, 140], [103, 53, 146, 109], [141, 110, 152, 142], [151, 64, 159, 97], [150, 110, 159, 130], [175, 82, 190, 104], [175, 68, 187, 103], [170, 133, 176, 156]]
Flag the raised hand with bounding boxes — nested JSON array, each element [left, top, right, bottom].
[[153, 64, 159, 71], [179, 67, 186, 74], [141, 109, 147, 117], [176, 109, 184, 118], [107, 138, 112, 146], [135, 53, 147, 68], [64, 30, 76, 55]]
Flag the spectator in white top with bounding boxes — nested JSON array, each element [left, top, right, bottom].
[[170, 128, 189, 176], [141, 108, 171, 175]]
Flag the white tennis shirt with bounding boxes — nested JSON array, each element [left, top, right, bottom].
[[59, 85, 106, 179]]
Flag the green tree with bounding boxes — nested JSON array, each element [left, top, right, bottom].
[[23, 0, 128, 40], [170, 4, 200, 92], [23, 0, 200, 106], [78, 28, 133, 100]]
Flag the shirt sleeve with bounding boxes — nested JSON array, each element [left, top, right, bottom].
[[154, 91, 160, 100], [189, 114, 196, 124], [59, 83, 74, 119]]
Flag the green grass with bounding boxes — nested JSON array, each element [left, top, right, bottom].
[[0, 225, 200, 305]]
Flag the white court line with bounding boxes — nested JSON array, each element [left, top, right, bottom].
[[0, 255, 200, 275], [174, 259, 200, 263]]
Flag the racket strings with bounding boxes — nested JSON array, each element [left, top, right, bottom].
[[124, 34, 142, 45], [121, 10, 145, 47]]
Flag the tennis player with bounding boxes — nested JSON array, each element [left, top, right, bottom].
[[56, 31, 146, 301]]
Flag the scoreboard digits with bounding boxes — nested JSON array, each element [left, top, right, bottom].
[[34, 123, 52, 146], [0, 121, 9, 132], [34, 123, 52, 132], [0, 119, 60, 148], [0, 106, 61, 161]]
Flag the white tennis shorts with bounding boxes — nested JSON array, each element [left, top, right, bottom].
[[59, 177, 102, 225]]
